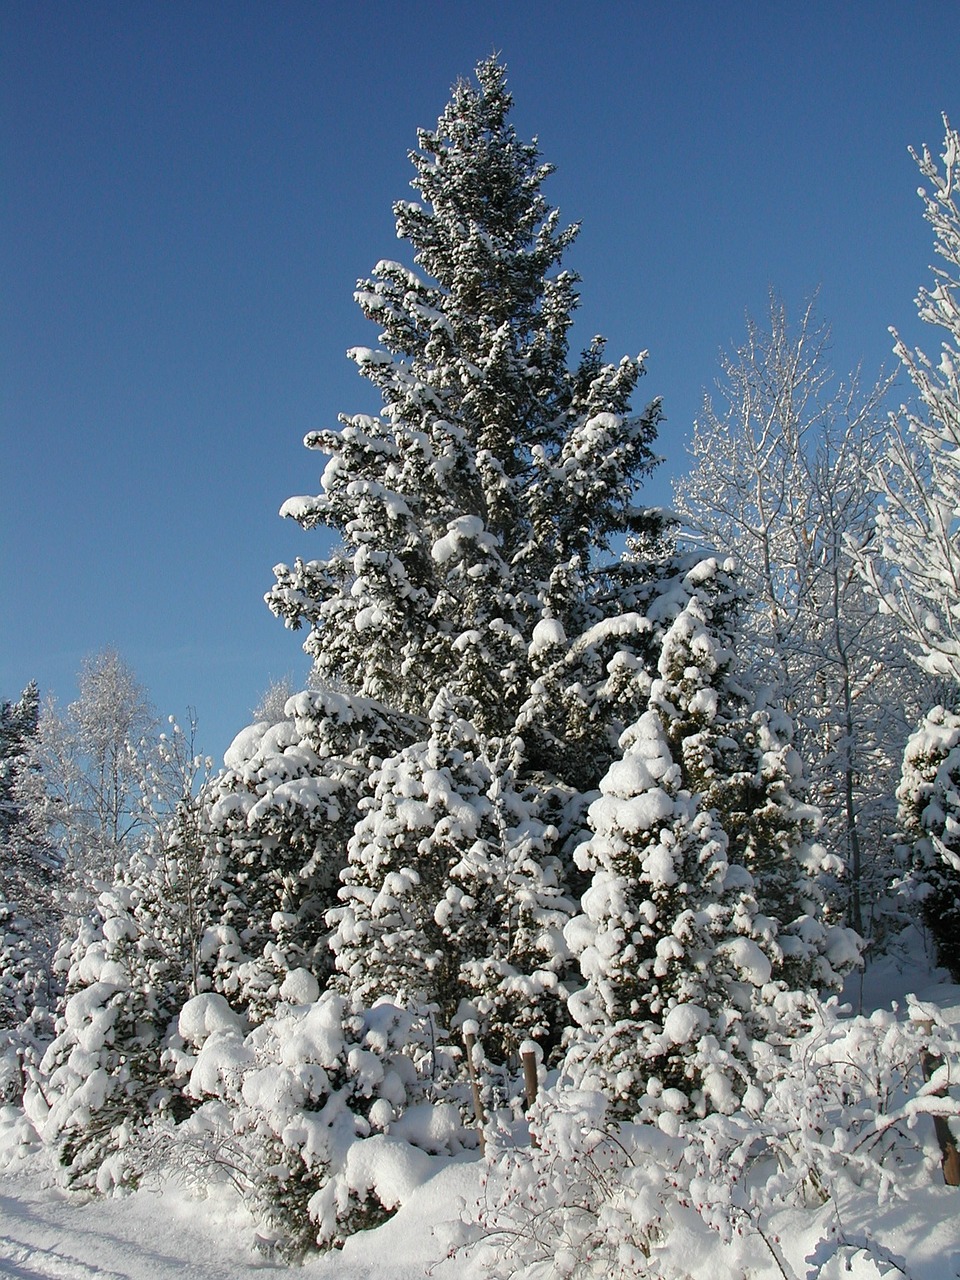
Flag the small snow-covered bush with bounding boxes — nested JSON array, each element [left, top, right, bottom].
[[31, 878, 193, 1192], [169, 982, 468, 1258], [449, 1085, 733, 1280], [451, 996, 960, 1279], [750, 996, 960, 1204]]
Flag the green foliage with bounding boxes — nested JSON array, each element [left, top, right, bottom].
[[896, 705, 960, 979]]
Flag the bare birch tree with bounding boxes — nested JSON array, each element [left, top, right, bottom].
[[853, 117, 960, 686], [674, 296, 927, 937]]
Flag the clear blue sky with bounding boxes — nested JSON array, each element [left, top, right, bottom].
[[3, 1, 958, 759]]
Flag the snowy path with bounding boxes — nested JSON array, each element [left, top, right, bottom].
[[0, 1169, 269, 1280], [0, 1158, 473, 1280], [0, 1231, 128, 1280]]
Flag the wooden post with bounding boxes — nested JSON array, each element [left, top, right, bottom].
[[917, 1019, 960, 1187], [463, 1023, 485, 1154], [521, 1044, 539, 1110], [520, 1039, 542, 1148]]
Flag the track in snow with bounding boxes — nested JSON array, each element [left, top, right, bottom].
[[0, 1232, 130, 1280]]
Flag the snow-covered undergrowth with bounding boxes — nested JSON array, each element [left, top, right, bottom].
[[1, 978, 959, 1278], [446, 988, 960, 1280]]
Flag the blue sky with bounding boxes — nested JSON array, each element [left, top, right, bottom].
[[3, 1, 958, 759]]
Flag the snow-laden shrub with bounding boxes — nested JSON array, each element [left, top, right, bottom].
[[448, 1085, 749, 1280], [29, 877, 194, 1192], [450, 995, 960, 1279], [168, 981, 468, 1259], [0, 891, 57, 1104]]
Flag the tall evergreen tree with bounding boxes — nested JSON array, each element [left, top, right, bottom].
[[267, 57, 662, 759], [0, 682, 40, 842], [267, 58, 668, 1050]]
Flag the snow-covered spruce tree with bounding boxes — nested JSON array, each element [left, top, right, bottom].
[[565, 565, 856, 1121], [0, 682, 59, 1093], [201, 687, 397, 1023], [331, 689, 574, 1063], [35, 868, 188, 1190], [267, 56, 662, 765], [6, 676, 205, 1118], [0, 682, 41, 841], [33, 732, 218, 1190], [267, 58, 666, 1060], [894, 706, 960, 978], [0, 683, 56, 1009]]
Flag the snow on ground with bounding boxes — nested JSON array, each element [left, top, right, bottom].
[[842, 925, 955, 1015], [0, 1165, 270, 1280], [0, 1113, 959, 1280], [1, 1135, 959, 1280], [0, 1152, 479, 1280]]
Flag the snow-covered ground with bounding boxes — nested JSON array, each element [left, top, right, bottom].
[[0, 1152, 480, 1279], [0, 1105, 958, 1280], [0, 1130, 958, 1280]]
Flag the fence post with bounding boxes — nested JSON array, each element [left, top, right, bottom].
[[520, 1039, 542, 1148], [463, 1021, 486, 1154]]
